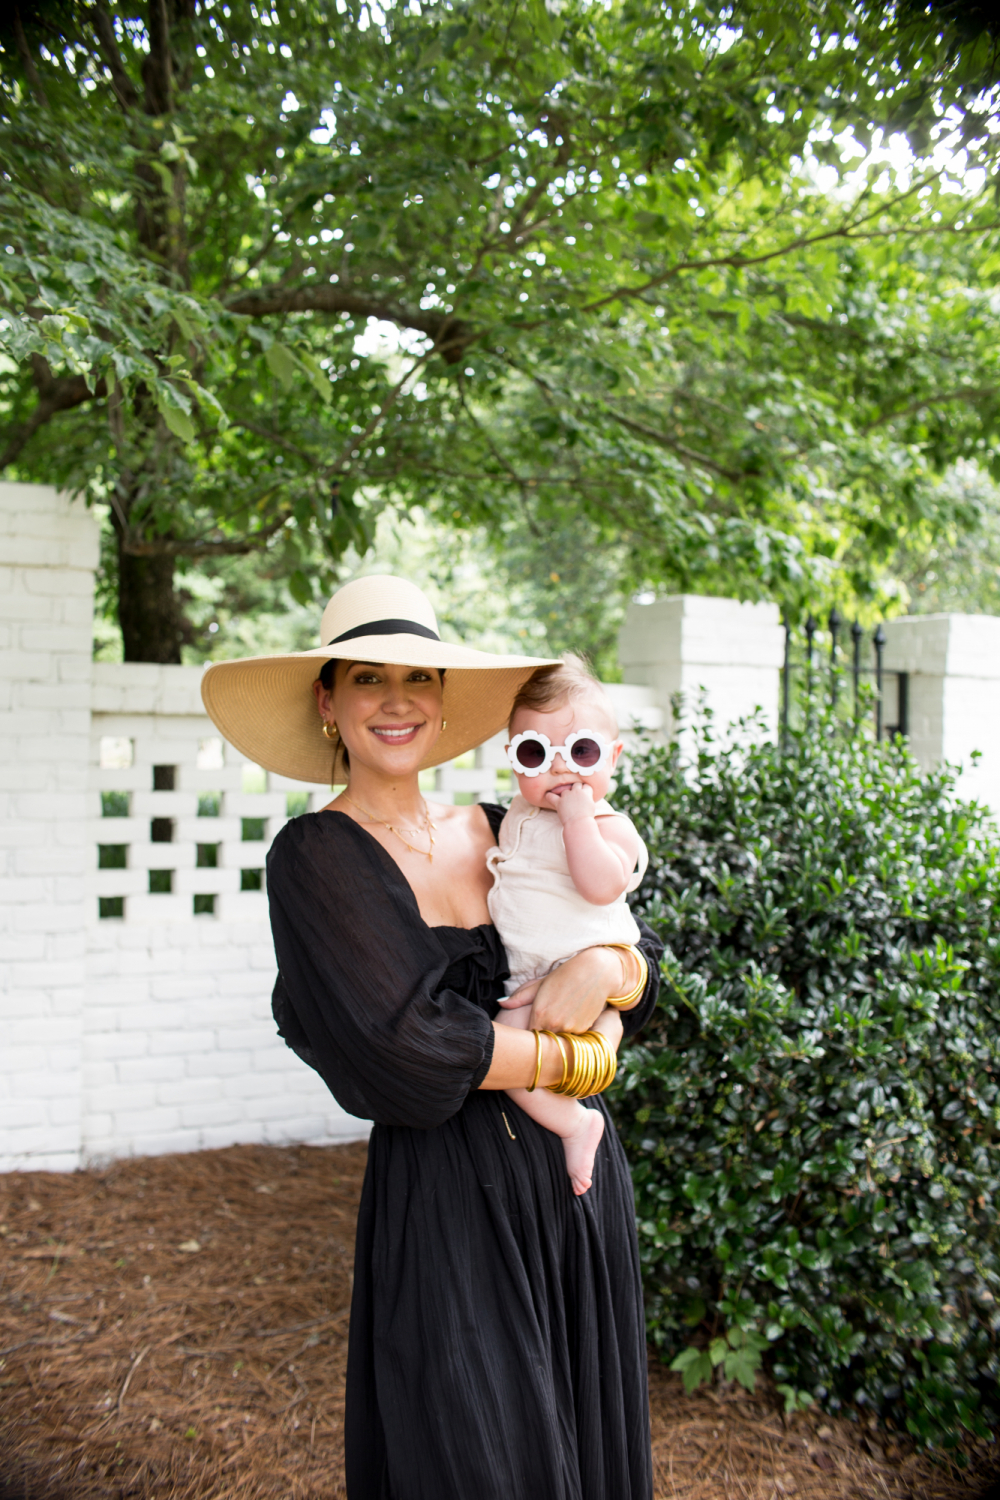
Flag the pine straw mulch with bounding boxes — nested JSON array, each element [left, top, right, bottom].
[[0, 1143, 997, 1500]]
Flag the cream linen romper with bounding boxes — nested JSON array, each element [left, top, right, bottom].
[[486, 793, 649, 994]]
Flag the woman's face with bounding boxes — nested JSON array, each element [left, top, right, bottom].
[[314, 660, 444, 779]]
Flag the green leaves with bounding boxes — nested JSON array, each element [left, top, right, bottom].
[[669, 1345, 716, 1393], [776, 1384, 815, 1415], [264, 342, 299, 392], [670, 1326, 769, 1393], [288, 569, 313, 607], [3, 0, 1000, 655], [723, 1328, 770, 1391], [158, 401, 195, 444], [613, 710, 1000, 1445]]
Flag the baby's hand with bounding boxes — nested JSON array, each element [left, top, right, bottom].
[[548, 781, 597, 823], [497, 979, 541, 1009]]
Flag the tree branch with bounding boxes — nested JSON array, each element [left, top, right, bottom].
[[11, 8, 49, 110], [456, 385, 538, 531], [322, 347, 432, 477], [229, 283, 476, 363], [488, 346, 745, 484], [505, 131, 574, 240], [0, 359, 106, 470], [863, 387, 999, 432], [226, 286, 472, 362], [90, 2, 139, 111], [585, 174, 991, 314], [602, 405, 748, 482], [230, 420, 316, 459], [143, 0, 172, 117], [121, 516, 287, 558]]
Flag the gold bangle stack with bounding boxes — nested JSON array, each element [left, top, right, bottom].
[[601, 942, 648, 1009], [533, 1028, 618, 1100], [527, 1027, 545, 1093]]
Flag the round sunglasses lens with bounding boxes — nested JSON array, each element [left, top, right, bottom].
[[570, 738, 602, 768], [516, 738, 547, 769]]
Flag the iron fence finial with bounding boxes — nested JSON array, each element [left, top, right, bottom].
[[873, 625, 886, 740]]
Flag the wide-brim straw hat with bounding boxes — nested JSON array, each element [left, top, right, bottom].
[[201, 574, 558, 785]]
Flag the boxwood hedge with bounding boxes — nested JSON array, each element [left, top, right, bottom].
[[611, 712, 1000, 1448]]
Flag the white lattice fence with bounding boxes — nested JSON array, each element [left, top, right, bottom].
[[88, 692, 511, 929], [71, 665, 360, 1165], [90, 703, 325, 929]]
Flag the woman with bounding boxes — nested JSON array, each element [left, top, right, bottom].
[[202, 574, 663, 1500]]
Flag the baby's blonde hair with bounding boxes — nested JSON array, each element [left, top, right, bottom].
[[509, 654, 618, 735]]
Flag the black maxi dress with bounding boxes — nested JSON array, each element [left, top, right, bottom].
[[266, 804, 663, 1500]]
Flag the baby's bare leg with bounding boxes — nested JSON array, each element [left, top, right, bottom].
[[497, 1006, 606, 1196], [591, 1006, 621, 1044]]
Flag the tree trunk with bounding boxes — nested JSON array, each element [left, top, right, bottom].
[[118, 540, 183, 663], [114, 1, 187, 664]]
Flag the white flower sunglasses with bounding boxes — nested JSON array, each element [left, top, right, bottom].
[[505, 729, 615, 778]]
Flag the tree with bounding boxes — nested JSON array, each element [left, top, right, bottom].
[[890, 461, 1000, 616], [1, 0, 999, 658], [452, 223, 1000, 621]]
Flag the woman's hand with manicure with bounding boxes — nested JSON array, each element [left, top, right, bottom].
[[528, 946, 623, 1033]]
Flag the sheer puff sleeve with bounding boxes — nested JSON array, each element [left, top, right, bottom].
[[266, 813, 495, 1130]]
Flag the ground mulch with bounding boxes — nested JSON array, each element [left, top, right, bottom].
[[0, 1143, 996, 1499]]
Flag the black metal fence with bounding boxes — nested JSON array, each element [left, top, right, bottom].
[[780, 610, 908, 748]]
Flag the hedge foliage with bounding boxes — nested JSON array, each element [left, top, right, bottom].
[[611, 713, 1000, 1447]]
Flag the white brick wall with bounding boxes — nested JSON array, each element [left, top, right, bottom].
[[884, 614, 1000, 815], [81, 684, 363, 1162], [0, 485, 378, 1171], [617, 595, 784, 737], [0, 483, 98, 1170], [82, 923, 354, 1159]]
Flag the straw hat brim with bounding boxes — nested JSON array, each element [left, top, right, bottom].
[[200, 632, 558, 786]]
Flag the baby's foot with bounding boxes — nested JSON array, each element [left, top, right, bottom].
[[562, 1108, 606, 1195]]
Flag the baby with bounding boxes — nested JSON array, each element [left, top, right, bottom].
[[487, 657, 648, 1195]]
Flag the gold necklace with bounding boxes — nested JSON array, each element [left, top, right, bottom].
[[344, 794, 437, 862]]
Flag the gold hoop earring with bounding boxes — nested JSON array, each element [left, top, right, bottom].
[[441, 719, 447, 730], [322, 721, 338, 741]]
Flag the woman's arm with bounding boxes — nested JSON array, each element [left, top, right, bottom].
[[267, 817, 497, 1130], [478, 1005, 624, 1090], [480, 923, 662, 1090]]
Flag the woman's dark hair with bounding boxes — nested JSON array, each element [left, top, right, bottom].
[[318, 659, 349, 774]]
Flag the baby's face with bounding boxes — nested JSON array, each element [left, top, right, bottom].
[[507, 698, 623, 810]]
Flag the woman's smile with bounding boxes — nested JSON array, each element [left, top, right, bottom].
[[370, 721, 425, 744]]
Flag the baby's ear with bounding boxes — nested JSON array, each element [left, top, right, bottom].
[[609, 738, 625, 767]]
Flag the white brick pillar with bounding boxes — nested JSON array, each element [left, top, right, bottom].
[[0, 483, 99, 1169], [883, 614, 1000, 816], [617, 594, 785, 738]]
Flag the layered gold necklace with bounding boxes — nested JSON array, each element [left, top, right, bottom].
[[344, 794, 437, 862]]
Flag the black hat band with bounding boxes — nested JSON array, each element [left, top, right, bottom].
[[328, 618, 441, 646]]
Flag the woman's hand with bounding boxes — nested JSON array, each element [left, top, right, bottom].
[[528, 946, 624, 1034]]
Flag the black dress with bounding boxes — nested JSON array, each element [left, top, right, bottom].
[[266, 805, 662, 1500]]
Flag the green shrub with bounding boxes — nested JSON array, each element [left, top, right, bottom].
[[611, 712, 1000, 1448]]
